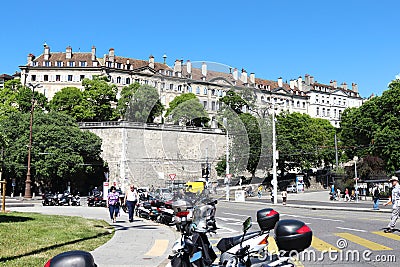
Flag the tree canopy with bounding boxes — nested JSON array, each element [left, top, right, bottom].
[[169, 98, 209, 126], [165, 93, 197, 118], [0, 111, 105, 194], [340, 79, 400, 173]]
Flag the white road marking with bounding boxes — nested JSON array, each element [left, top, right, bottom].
[[336, 227, 367, 232], [282, 214, 344, 222], [222, 212, 249, 217]]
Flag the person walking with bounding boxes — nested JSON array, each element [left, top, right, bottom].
[[107, 186, 120, 223], [383, 176, 400, 233], [344, 188, 350, 202], [372, 184, 381, 210], [124, 184, 139, 222], [281, 189, 287, 205], [336, 188, 341, 201]]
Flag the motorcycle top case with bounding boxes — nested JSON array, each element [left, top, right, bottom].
[[256, 208, 280, 231], [274, 219, 312, 252], [171, 199, 192, 213], [45, 250, 96, 267]]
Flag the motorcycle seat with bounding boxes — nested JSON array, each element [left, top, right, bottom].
[[217, 231, 260, 253]]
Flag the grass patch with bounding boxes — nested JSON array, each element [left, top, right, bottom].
[[0, 212, 113, 267]]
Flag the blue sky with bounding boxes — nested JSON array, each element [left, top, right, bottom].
[[0, 0, 398, 98]]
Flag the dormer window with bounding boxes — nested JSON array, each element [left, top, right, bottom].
[[107, 62, 112, 68], [32, 61, 38, 66], [116, 63, 122, 69], [69, 61, 75, 67], [44, 61, 51, 67], [80, 61, 87, 67], [57, 61, 63, 67]]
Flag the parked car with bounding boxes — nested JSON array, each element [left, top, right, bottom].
[[286, 184, 297, 193]]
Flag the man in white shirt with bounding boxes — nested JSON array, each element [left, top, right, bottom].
[[124, 184, 139, 222], [384, 176, 400, 233]]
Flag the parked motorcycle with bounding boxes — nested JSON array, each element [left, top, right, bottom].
[[87, 194, 105, 207], [44, 250, 97, 267], [71, 193, 81, 206], [157, 200, 175, 225], [168, 190, 313, 267], [42, 192, 57, 206]]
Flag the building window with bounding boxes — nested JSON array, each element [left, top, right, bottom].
[[327, 109, 330, 117], [144, 80, 148, 85], [107, 62, 112, 68], [211, 101, 216, 111], [116, 63, 122, 69], [80, 61, 86, 67], [80, 75, 85, 81], [69, 61, 74, 67], [297, 101, 300, 107], [322, 108, 326, 117], [316, 107, 319, 116], [57, 61, 63, 67], [302, 102, 305, 108], [161, 82, 165, 90], [116, 77, 121, 83], [56, 75, 60, 81], [68, 75, 73, 81], [196, 87, 200, 94], [32, 62, 38, 66], [203, 101, 208, 109], [178, 85, 182, 91], [203, 88, 208, 95], [169, 84, 174, 90], [31, 75, 36, 81], [126, 78, 131, 84], [188, 86, 192, 93], [44, 75, 48, 81]]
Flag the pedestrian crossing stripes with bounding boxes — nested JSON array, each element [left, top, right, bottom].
[[335, 232, 392, 251], [205, 229, 399, 258]]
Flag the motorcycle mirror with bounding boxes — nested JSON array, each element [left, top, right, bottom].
[[243, 217, 252, 233]]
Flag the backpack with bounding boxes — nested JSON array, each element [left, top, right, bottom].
[[373, 188, 380, 198]]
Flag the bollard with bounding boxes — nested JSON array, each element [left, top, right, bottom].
[[0, 180, 6, 213], [32, 192, 35, 198]]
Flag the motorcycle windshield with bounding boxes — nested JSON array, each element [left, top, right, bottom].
[[189, 251, 202, 263]]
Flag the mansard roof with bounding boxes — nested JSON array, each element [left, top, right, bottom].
[[103, 55, 171, 71], [32, 52, 99, 66]]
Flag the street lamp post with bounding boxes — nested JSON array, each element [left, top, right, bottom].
[[354, 156, 359, 203], [223, 118, 230, 201], [24, 83, 41, 199]]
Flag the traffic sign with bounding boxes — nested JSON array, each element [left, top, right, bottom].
[[169, 173, 176, 180]]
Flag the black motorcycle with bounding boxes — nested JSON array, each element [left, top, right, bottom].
[[42, 192, 57, 206]]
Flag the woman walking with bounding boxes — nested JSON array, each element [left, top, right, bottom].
[[107, 186, 120, 223]]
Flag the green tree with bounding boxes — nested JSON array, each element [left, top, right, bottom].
[[0, 111, 105, 194], [49, 87, 89, 121], [340, 79, 400, 172], [81, 76, 118, 121], [276, 112, 336, 177], [116, 83, 141, 119], [169, 98, 209, 126], [165, 93, 197, 118], [123, 84, 164, 123], [219, 90, 248, 115]]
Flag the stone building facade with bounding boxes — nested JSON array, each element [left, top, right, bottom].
[[79, 121, 226, 189], [18, 44, 364, 127]]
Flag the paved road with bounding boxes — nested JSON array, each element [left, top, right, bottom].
[[6, 190, 398, 267]]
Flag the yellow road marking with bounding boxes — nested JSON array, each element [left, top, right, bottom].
[[267, 236, 279, 254], [311, 236, 340, 251], [335, 233, 392, 251], [372, 231, 400, 241], [145, 239, 169, 256]]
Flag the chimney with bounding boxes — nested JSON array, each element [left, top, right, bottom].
[[27, 53, 35, 65], [108, 48, 115, 62], [66, 46, 72, 59], [333, 80, 337, 88], [310, 76, 315, 84], [297, 76, 303, 90], [240, 68, 248, 84], [330, 80, 333, 87], [91, 46, 96, 61], [289, 80, 295, 89], [352, 82, 358, 92], [186, 60, 192, 78], [341, 82, 348, 90], [44, 44, 50, 61], [149, 55, 155, 69], [305, 74, 310, 85], [201, 62, 207, 80], [232, 68, 238, 81], [174, 59, 182, 77], [278, 77, 283, 88], [249, 73, 255, 84]]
